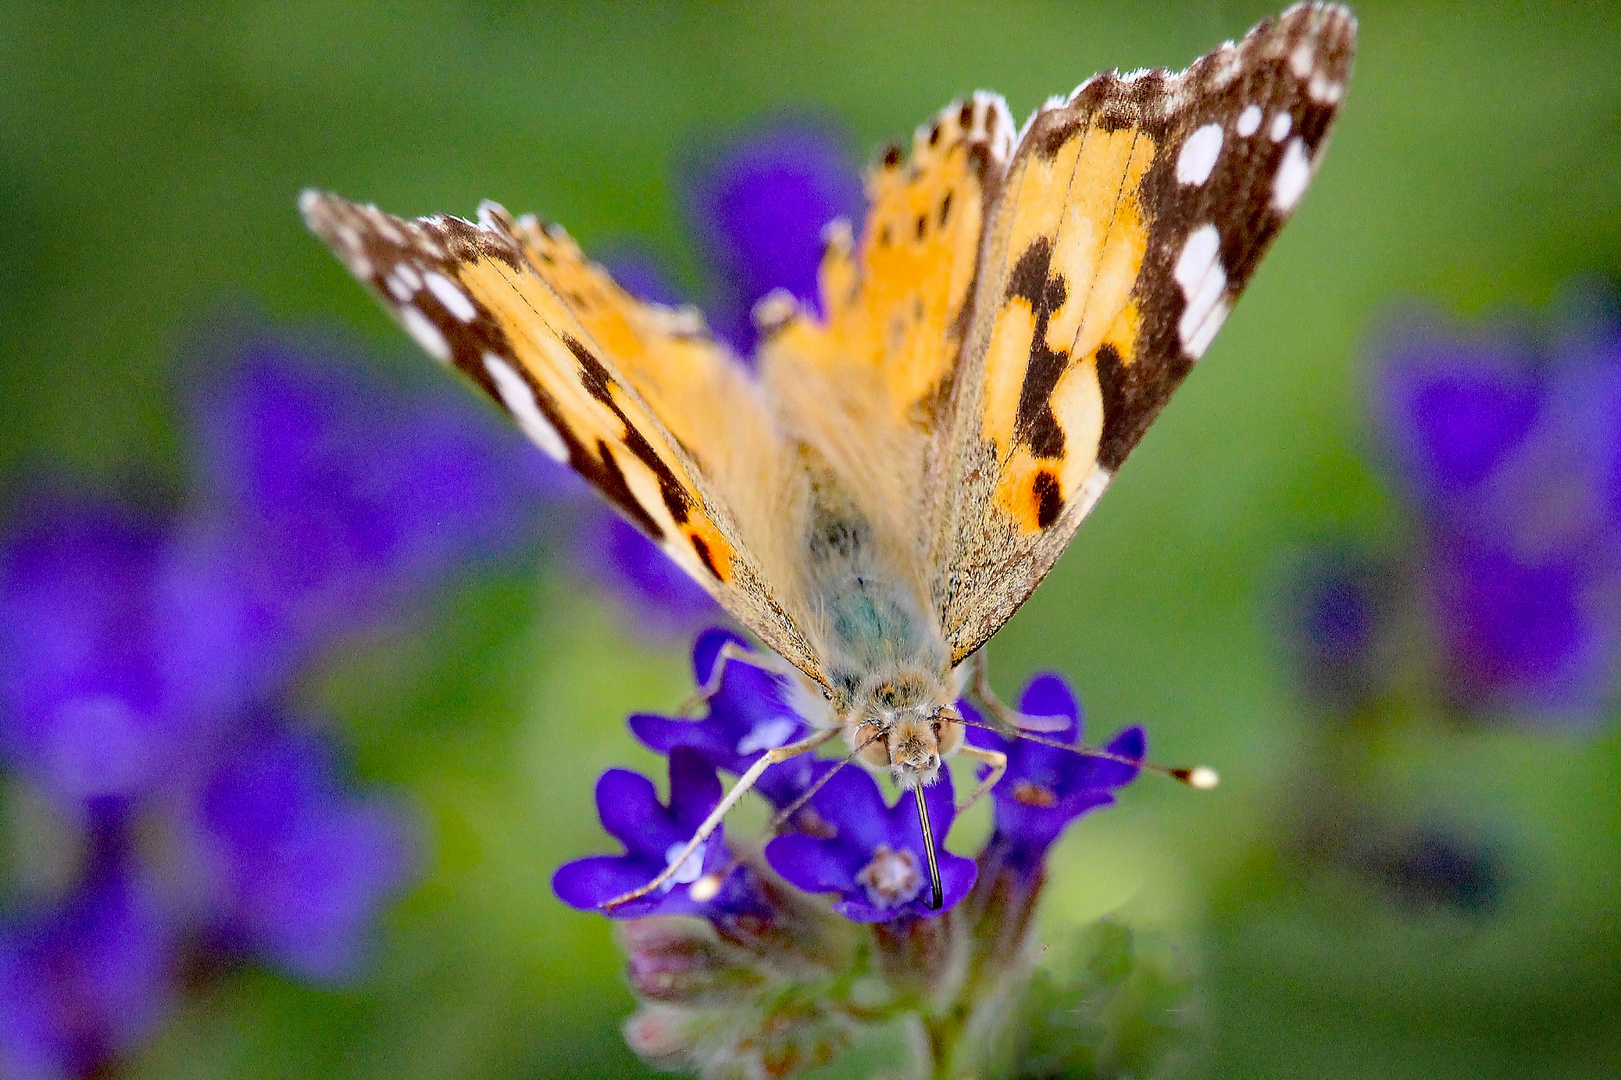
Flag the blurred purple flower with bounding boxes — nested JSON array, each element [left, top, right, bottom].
[[0, 840, 175, 1080], [552, 748, 759, 920], [573, 514, 726, 643], [0, 496, 209, 808], [1428, 536, 1616, 716], [628, 630, 830, 809], [964, 676, 1144, 875], [765, 767, 976, 922], [1, 322, 550, 1073], [183, 330, 552, 676], [1372, 292, 1621, 722], [1375, 321, 1543, 508], [684, 120, 864, 356], [186, 722, 415, 981]]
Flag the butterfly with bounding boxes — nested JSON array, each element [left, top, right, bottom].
[[303, 2, 1354, 910]]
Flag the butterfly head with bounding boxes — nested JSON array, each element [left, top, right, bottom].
[[845, 668, 964, 790]]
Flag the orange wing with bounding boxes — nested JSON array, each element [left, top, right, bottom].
[[758, 95, 1018, 590], [931, 2, 1356, 661], [301, 193, 824, 684]]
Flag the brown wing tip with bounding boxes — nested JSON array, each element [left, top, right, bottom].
[[1267, 3, 1358, 67]]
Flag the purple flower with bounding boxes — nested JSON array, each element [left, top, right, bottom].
[[0, 851, 175, 1080], [183, 329, 552, 673], [1428, 536, 1616, 717], [0, 495, 209, 808], [185, 722, 416, 982], [1372, 293, 1621, 722], [573, 514, 726, 642], [0, 317, 551, 1068], [683, 121, 864, 356], [1375, 317, 1543, 508], [628, 630, 830, 809], [765, 766, 976, 922], [553, 748, 757, 920], [963, 676, 1143, 872]]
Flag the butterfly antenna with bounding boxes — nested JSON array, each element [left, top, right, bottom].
[[768, 726, 889, 832], [914, 783, 943, 911], [946, 713, 1218, 789]]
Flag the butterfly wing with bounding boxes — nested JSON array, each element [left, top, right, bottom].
[[930, 2, 1356, 662], [758, 95, 1018, 592], [301, 193, 826, 685]]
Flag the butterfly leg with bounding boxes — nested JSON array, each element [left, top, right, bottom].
[[955, 744, 1007, 812], [674, 640, 795, 717], [962, 650, 1069, 734], [601, 726, 840, 911]]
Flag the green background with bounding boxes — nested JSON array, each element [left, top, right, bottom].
[[3, 2, 1620, 1078]]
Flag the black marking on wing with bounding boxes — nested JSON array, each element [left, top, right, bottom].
[[690, 534, 722, 580], [1093, 341, 1154, 472], [1005, 237, 1070, 461], [564, 333, 693, 527], [1032, 470, 1063, 529], [593, 439, 663, 537]]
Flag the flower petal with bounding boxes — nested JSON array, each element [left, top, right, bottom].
[[596, 769, 678, 856], [552, 854, 663, 913], [763, 834, 859, 895], [1017, 674, 1081, 742], [667, 748, 724, 837]]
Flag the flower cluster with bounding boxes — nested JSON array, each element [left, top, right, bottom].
[[0, 326, 548, 1078], [554, 633, 1150, 1078]]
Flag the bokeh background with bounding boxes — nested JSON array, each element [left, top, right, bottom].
[[3, 2, 1621, 1078]]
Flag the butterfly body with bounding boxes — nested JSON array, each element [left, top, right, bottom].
[[761, 427, 961, 785], [303, 4, 1355, 800]]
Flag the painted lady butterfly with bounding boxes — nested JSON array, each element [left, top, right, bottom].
[[304, 2, 1354, 908]]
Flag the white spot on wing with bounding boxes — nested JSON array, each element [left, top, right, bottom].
[[1173, 225, 1221, 293], [1272, 137, 1312, 212], [484, 352, 570, 462], [1207, 44, 1242, 88], [1290, 42, 1315, 78], [1236, 104, 1262, 136], [424, 270, 478, 323], [1176, 123, 1224, 186], [1173, 224, 1227, 359], [1269, 111, 1292, 142], [399, 305, 451, 363], [340, 251, 373, 281], [1184, 297, 1229, 359], [1309, 72, 1344, 103]]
